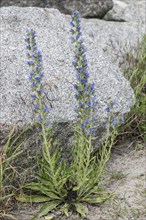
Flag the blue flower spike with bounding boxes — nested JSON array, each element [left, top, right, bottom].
[[70, 11, 97, 137], [25, 28, 49, 132]]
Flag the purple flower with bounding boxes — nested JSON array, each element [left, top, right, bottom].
[[77, 67, 82, 72], [35, 77, 41, 82], [105, 107, 110, 112], [74, 94, 79, 99], [31, 94, 37, 99], [70, 21, 74, 27], [26, 28, 30, 33], [76, 73, 80, 80], [77, 25, 81, 31], [26, 45, 31, 50], [120, 116, 124, 124], [72, 11, 78, 18], [37, 90, 44, 95], [26, 29, 51, 135], [70, 11, 97, 136], [79, 101, 83, 107], [39, 73, 44, 78], [28, 75, 33, 80], [70, 29, 74, 33], [27, 61, 34, 66], [80, 78, 86, 84], [81, 123, 85, 128], [37, 129, 42, 133], [31, 82, 36, 88], [34, 104, 40, 109], [25, 37, 30, 42], [88, 128, 93, 133], [42, 107, 49, 112], [86, 101, 91, 107], [30, 71, 35, 75], [70, 36, 75, 42], [80, 38, 84, 43], [84, 70, 89, 78], [73, 84, 78, 89], [72, 61, 77, 67], [38, 116, 43, 122]]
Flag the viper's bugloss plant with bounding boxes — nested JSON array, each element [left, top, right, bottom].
[[18, 15, 125, 219], [64, 12, 115, 217], [16, 29, 70, 220]]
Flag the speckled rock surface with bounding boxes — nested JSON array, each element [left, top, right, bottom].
[[0, 7, 136, 130], [104, 0, 146, 23], [0, 0, 114, 18]]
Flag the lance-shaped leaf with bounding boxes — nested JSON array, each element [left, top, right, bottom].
[[32, 200, 62, 220]]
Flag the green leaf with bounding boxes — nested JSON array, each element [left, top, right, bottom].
[[35, 175, 55, 189], [82, 187, 109, 199], [32, 200, 62, 220], [74, 203, 88, 218], [15, 194, 51, 203], [81, 195, 111, 204], [45, 216, 55, 220], [24, 183, 60, 199], [60, 203, 69, 217]]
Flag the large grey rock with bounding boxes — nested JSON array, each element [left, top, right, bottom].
[[47, 0, 114, 18], [104, 0, 145, 23], [0, 0, 114, 18], [0, 0, 46, 7], [0, 7, 135, 129], [2, 6, 145, 160]]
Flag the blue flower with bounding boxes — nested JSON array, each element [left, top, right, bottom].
[[34, 104, 40, 109], [42, 107, 49, 112], [26, 29, 51, 135], [86, 101, 91, 106], [72, 61, 77, 67], [38, 116, 43, 122], [79, 101, 83, 107], [88, 128, 93, 133], [77, 67, 82, 72], [70, 36, 75, 42], [37, 90, 44, 95], [31, 82, 36, 88], [37, 129, 42, 133], [72, 11, 78, 18], [26, 28, 30, 33], [105, 107, 110, 112], [70, 11, 97, 136], [70, 21, 74, 27], [104, 123, 108, 127], [28, 75, 33, 80], [70, 29, 74, 33], [27, 61, 34, 66], [35, 77, 41, 82], [81, 123, 85, 128], [120, 116, 124, 124], [80, 78, 86, 84], [25, 37, 30, 42], [31, 94, 37, 99], [73, 84, 78, 89], [84, 70, 89, 78], [39, 73, 44, 78], [30, 71, 35, 75]]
